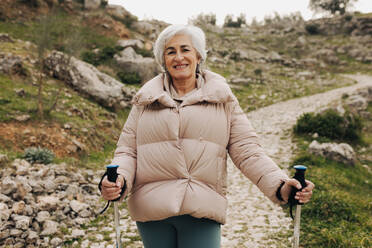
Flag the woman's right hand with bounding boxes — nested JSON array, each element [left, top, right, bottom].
[[100, 174, 125, 201]]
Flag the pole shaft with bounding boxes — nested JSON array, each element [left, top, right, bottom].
[[293, 205, 301, 248], [114, 202, 121, 248]]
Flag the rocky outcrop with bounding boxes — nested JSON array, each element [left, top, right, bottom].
[[44, 51, 136, 110], [105, 4, 135, 22], [0, 53, 26, 76], [308, 140, 356, 165], [114, 47, 162, 83], [306, 15, 372, 36], [84, 0, 102, 10], [0, 159, 103, 247]]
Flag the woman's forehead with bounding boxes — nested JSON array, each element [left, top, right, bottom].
[[165, 34, 193, 48]]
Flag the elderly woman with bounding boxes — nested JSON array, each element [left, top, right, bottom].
[[100, 24, 314, 248]]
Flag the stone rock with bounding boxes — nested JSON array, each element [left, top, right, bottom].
[[44, 51, 135, 110], [1, 177, 17, 195], [37, 195, 60, 211], [117, 39, 144, 50], [14, 114, 31, 122], [40, 220, 58, 236], [231, 49, 265, 62], [0, 33, 14, 43], [106, 4, 134, 22], [132, 21, 157, 36], [345, 95, 368, 111], [84, 0, 101, 10], [0, 53, 25, 75], [36, 211, 50, 223], [114, 47, 162, 83], [71, 229, 85, 238], [267, 51, 283, 62], [0, 193, 11, 203], [12, 201, 26, 215], [70, 200, 90, 216], [10, 228, 22, 237], [0, 229, 10, 240], [13, 215, 31, 230], [0, 202, 10, 222], [50, 237, 63, 246], [26, 230, 39, 243], [308, 140, 356, 166]]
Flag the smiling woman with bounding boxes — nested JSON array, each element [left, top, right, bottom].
[[99, 24, 314, 248]]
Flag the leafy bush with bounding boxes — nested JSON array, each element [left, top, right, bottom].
[[134, 47, 153, 58], [262, 11, 304, 29], [305, 23, 320, 35], [81, 46, 120, 66], [223, 14, 246, 28], [81, 51, 100, 66], [117, 72, 141, 84], [22, 147, 55, 164], [190, 13, 217, 26], [293, 109, 362, 143]]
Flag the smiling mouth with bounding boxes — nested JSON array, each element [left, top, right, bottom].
[[173, 64, 188, 69]]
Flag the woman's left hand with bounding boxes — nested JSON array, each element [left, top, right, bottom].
[[281, 179, 315, 204]]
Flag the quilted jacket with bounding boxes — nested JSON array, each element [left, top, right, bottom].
[[111, 70, 289, 224]]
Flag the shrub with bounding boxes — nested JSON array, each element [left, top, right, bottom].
[[81, 45, 120, 66], [190, 13, 217, 26], [305, 23, 320, 35], [81, 51, 100, 66], [117, 72, 141, 84], [293, 109, 362, 143], [223, 14, 246, 28], [134, 47, 153, 58], [22, 147, 55, 164]]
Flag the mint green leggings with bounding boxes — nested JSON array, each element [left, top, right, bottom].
[[136, 215, 221, 248]]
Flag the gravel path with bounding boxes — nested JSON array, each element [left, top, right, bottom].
[[91, 74, 372, 248], [221, 74, 372, 248]]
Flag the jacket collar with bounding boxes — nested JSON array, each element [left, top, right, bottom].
[[131, 70, 235, 107]]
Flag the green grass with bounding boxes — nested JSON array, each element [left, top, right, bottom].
[[0, 72, 130, 170], [290, 104, 372, 248]]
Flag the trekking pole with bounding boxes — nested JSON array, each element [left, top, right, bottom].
[[106, 165, 122, 248], [289, 165, 307, 248]]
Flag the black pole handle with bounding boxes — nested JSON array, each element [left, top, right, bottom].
[[106, 164, 119, 183], [289, 165, 307, 206]]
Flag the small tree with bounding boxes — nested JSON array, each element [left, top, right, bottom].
[[33, 9, 83, 118], [309, 0, 357, 15], [33, 12, 58, 119], [223, 13, 246, 28]]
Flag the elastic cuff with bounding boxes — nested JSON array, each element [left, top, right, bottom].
[[276, 181, 286, 202]]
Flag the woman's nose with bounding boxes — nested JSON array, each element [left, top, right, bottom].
[[175, 52, 183, 61]]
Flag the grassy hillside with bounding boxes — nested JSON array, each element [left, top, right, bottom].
[[0, 4, 372, 247], [290, 103, 372, 247]]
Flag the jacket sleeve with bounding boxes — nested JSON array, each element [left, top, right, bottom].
[[111, 105, 142, 199], [227, 100, 289, 204]]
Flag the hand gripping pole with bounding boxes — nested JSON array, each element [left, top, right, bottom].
[[106, 165, 122, 248]]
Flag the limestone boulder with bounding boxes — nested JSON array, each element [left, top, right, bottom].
[[44, 51, 136, 110], [308, 140, 356, 166]]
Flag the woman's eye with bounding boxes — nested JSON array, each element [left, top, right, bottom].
[[167, 51, 175, 55]]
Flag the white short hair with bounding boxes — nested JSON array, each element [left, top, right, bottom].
[[153, 24, 207, 70]]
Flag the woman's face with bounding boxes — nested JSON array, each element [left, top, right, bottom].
[[164, 34, 200, 82]]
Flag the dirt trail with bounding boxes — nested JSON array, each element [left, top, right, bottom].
[[221, 74, 372, 247]]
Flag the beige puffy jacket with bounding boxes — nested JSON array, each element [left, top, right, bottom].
[[111, 70, 289, 224]]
